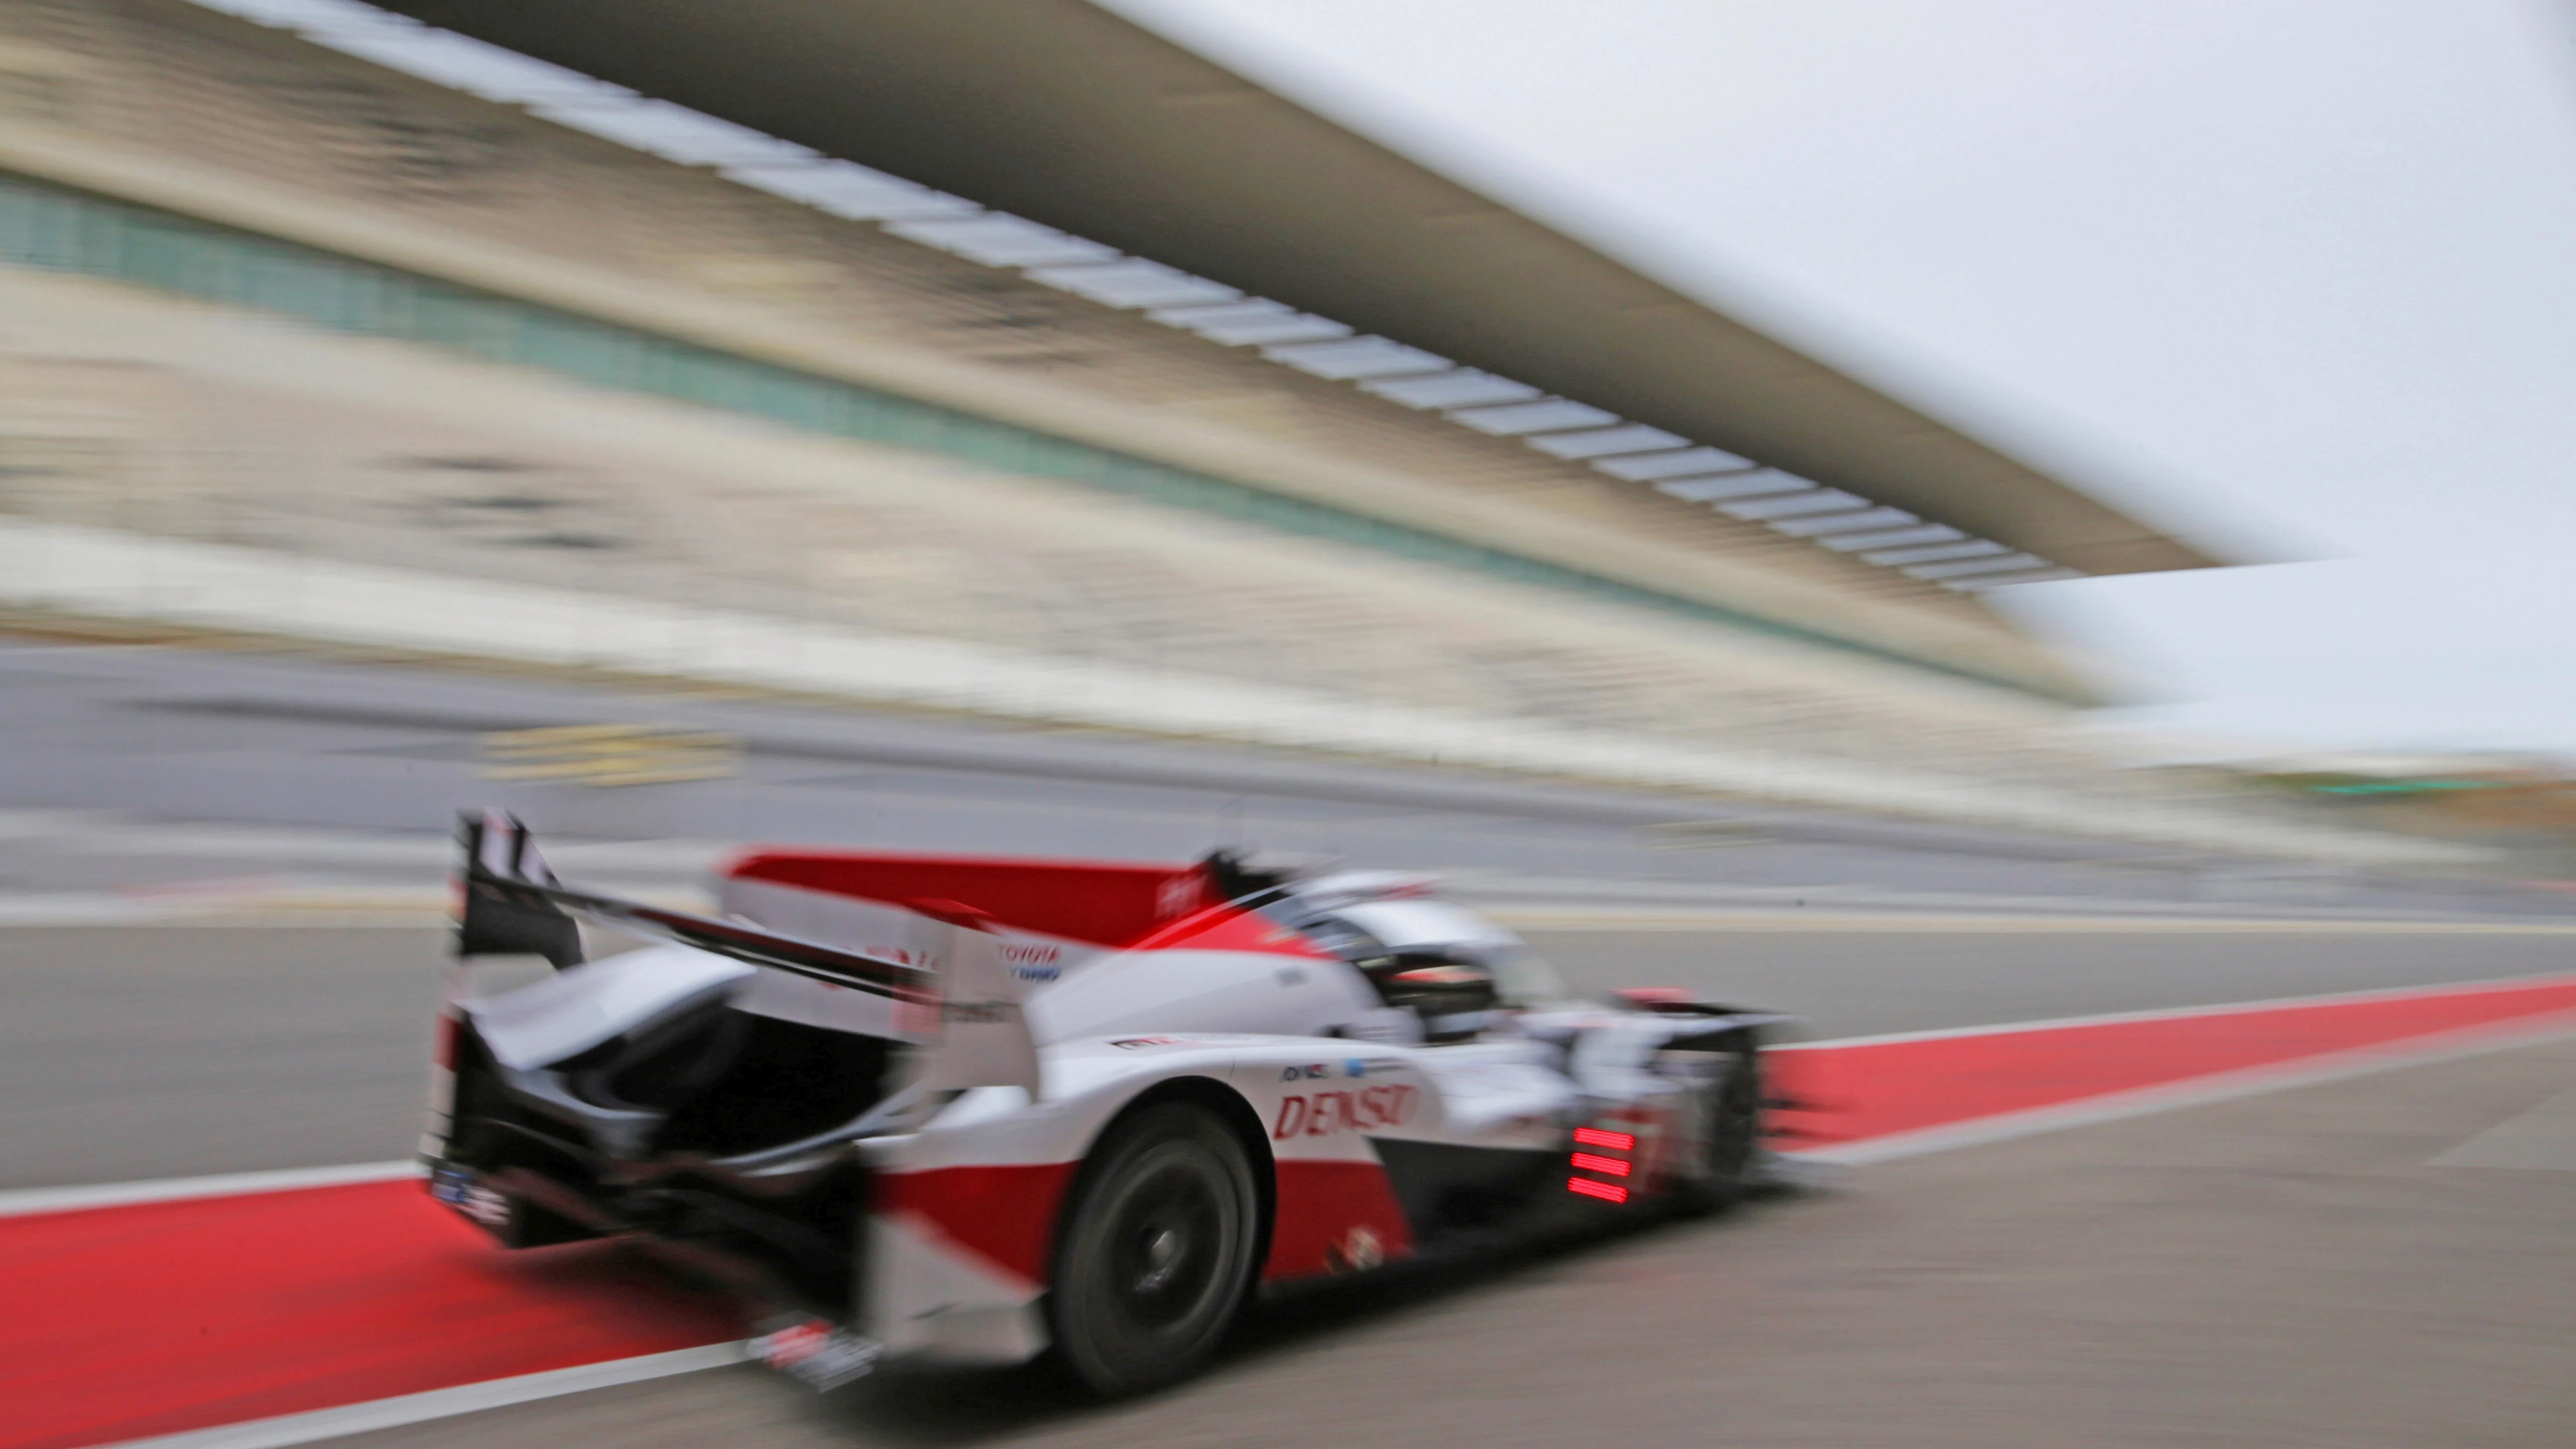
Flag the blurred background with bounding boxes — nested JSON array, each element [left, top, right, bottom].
[[10, 3, 2576, 1445], [2, 0, 2572, 915]]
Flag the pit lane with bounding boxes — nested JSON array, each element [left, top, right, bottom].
[[9, 642, 2576, 1446], [8, 923, 2576, 1448], [301, 1027, 2576, 1449]]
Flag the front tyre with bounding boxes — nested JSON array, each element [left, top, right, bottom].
[[1048, 1101, 1260, 1396], [1666, 1041, 1764, 1216]]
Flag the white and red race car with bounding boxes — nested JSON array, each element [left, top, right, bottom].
[[426, 814, 1783, 1395]]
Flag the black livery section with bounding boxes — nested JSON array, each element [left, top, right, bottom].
[[441, 813, 916, 1320], [456, 811, 933, 1001], [1368, 1138, 1565, 1239]]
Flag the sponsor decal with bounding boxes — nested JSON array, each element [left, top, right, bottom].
[[1002, 941, 1065, 983], [1281, 1057, 1405, 1083], [942, 999, 1020, 1025], [755, 1320, 881, 1391], [1272, 1085, 1419, 1139], [1327, 1224, 1385, 1274], [428, 1167, 511, 1227], [831, 939, 1052, 973], [1111, 1036, 1191, 1049]]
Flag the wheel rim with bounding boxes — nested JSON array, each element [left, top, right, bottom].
[[1095, 1143, 1235, 1334], [1054, 1106, 1260, 1394]]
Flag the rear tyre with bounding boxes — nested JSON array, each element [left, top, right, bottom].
[[1047, 1101, 1260, 1397], [1666, 1041, 1764, 1216]]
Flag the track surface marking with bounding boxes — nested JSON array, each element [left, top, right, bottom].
[[1769, 970, 2576, 1145], [10, 970, 2576, 1449], [0, 1184, 740, 1449]]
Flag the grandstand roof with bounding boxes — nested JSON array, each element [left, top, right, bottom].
[[379, 0, 2226, 577]]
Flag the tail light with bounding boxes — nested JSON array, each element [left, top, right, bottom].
[[1567, 1116, 1641, 1203]]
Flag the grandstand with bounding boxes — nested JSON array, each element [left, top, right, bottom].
[[0, 0, 2448, 862]]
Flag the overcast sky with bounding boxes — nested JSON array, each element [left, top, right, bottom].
[[1108, 0, 2576, 759]]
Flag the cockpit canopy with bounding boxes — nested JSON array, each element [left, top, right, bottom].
[[1293, 894, 1570, 1043]]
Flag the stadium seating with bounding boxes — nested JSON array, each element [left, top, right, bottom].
[[0, 0, 2419, 855]]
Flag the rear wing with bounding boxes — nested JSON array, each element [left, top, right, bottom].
[[454, 812, 1039, 1094], [456, 812, 932, 1003], [717, 848, 1220, 954]]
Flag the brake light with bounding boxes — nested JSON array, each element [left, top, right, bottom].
[[1569, 1117, 1641, 1202]]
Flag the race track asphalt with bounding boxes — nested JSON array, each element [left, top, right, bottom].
[[9, 922, 2576, 1189], [10, 641, 2576, 1445], [303, 1026, 2576, 1449], [12, 922, 2576, 1449]]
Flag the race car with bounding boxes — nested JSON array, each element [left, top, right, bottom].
[[424, 812, 1784, 1396]]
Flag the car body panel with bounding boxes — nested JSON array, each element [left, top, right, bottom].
[[425, 815, 1780, 1379]]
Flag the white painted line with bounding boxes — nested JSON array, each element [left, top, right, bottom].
[[0, 892, 190, 926], [51, 1013, 2570, 1449], [18, 991, 2576, 1449], [17, 974, 2573, 1217], [1794, 1007, 2576, 1166], [0, 1160, 421, 1218], [1775, 967, 2576, 1052], [90, 1342, 752, 1449], [2428, 1086, 2576, 1170]]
